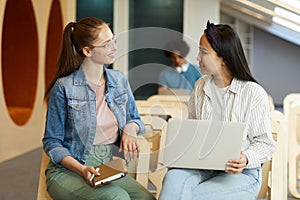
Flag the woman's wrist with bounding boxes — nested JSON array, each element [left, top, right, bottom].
[[241, 153, 248, 165], [123, 122, 139, 136]]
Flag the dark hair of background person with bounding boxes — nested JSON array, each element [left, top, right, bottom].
[[163, 38, 190, 58]]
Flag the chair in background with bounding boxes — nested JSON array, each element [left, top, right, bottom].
[[158, 87, 190, 96], [257, 160, 271, 199], [283, 93, 300, 118], [283, 93, 300, 198], [147, 94, 190, 106], [287, 103, 300, 198], [36, 136, 151, 199], [136, 100, 188, 119], [268, 94, 275, 111], [257, 110, 288, 200], [140, 115, 168, 198], [269, 110, 288, 200], [122, 136, 151, 189]]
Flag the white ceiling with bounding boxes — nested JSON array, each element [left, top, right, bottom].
[[220, 0, 300, 46]]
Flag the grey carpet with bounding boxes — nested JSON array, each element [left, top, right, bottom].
[[0, 147, 42, 200]]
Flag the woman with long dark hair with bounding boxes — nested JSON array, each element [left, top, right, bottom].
[[159, 21, 275, 200]]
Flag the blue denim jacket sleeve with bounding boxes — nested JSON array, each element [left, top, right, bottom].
[[43, 81, 71, 164], [124, 77, 145, 134]]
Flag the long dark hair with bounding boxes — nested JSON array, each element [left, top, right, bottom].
[[205, 21, 257, 83], [45, 17, 106, 98]]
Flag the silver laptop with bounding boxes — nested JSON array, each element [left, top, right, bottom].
[[161, 118, 246, 170]]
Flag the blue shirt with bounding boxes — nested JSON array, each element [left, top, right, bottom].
[[158, 63, 201, 93], [43, 65, 145, 165]]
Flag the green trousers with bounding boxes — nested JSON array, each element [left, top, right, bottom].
[[45, 144, 155, 200]]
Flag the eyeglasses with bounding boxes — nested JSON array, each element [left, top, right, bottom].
[[92, 35, 117, 50]]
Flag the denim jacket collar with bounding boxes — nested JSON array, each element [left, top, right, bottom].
[[73, 65, 118, 88]]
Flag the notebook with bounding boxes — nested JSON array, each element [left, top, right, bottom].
[[91, 159, 126, 187], [162, 118, 246, 170]]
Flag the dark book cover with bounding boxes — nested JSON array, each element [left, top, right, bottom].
[[92, 159, 126, 187]]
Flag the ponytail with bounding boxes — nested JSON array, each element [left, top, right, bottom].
[[45, 17, 106, 99], [45, 22, 84, 99]]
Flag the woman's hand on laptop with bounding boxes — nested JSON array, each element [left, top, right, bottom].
[[225, 153, 248, 174]]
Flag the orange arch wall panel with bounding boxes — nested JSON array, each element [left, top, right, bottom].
[[0, 0, 75, 163], [46, 0, 63, 90], [2, 0, 38, 125]]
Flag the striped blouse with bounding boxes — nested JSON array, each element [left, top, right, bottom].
[[188, 76, 275, 168]]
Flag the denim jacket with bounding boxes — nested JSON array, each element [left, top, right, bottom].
[[43, 65, 145, 166]]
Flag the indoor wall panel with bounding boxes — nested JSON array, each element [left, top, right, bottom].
[[0, 0, 75, 163]]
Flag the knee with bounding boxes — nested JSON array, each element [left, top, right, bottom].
[[106, 189, 131, 200], [92, 185, 131, 200], [110, 188, 154, 200], [163, 169, 182, 182], [161, 169, 184, 194], [161, 168, 199, 193], [135, 191, 155, 200]]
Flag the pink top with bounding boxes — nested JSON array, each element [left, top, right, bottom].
[[89, 81, 118, 145]]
